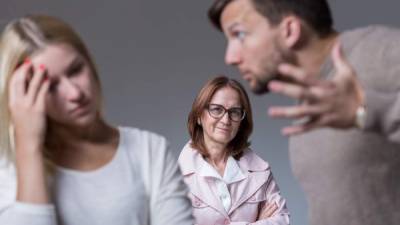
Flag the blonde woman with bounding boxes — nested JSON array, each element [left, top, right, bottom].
[[0, 15, 193, 225]]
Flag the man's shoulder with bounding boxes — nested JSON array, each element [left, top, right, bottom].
[[339, 25, 400, 65], [342, 25, 400, 45]]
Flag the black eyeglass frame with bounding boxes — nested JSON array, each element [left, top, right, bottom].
[[206, 103, 246, 122]]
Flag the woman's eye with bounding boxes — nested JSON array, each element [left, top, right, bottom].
[[68, 63, 83, 77], [210, 107, 224, 115], [231, 110, 241, 117], [49, 81, 58, 93]]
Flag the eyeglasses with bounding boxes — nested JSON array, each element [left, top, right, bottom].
[[206, 104, 246, 122]]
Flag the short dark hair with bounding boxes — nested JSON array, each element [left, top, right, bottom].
[[188, 76, 253, 159], [208, 0, 334, 37]]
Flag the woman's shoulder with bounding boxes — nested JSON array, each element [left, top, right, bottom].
[[118, 126, 168, 150], [238, 149, 271, 172], [118, 126, 171, 161], [118, 126, 166, 141], [177, 141, 200, 176]]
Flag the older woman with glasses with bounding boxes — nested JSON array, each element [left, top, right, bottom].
[[178, 76, 290, 225]]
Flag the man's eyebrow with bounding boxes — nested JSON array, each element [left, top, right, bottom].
[[226, 22, 240, 31]]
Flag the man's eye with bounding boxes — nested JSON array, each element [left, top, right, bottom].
[[233, 31, 246, 40]]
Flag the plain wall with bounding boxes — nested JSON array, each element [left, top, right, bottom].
[[2, 0, 400, 224]]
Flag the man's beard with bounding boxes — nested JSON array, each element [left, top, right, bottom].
[[251, 74, 276, 95], [251, 44, 296, 95]]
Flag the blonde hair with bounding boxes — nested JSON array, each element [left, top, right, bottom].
[[0, 15, 101, 165]]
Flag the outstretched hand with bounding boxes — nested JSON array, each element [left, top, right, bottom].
[[268, 42, 365, 136]]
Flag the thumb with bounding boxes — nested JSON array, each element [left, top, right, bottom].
[[331, 41, 352, 75]]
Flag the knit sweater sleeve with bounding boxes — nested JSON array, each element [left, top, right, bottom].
[[355, 26, 400, 144]]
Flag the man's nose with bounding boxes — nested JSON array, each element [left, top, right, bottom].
[[225, 43, 242, 66]]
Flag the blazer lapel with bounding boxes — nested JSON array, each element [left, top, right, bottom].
[[186, 175, 229, 218], [228, 149, 271, 215], [228, 170, 270, 215]]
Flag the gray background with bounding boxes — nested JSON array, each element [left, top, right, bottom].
[[2, 1, 399, 224]]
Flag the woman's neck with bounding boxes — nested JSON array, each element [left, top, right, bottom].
[[45, 119, 119, 170], [47, 119, 110, 148], [204, 139, 229, 176]]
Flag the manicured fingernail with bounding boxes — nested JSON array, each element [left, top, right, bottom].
[[39, 64, 46, 71]]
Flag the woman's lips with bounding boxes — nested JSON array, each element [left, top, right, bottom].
[[70, 101, 90, 115], [216, 127, 230, 133]]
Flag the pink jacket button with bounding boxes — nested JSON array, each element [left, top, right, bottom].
[[194, 198, 201, 206]]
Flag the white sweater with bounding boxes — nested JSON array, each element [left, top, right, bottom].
[[0, 127, 193, 225]]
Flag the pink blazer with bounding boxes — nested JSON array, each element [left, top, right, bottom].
[[178, 143, 290, 225]]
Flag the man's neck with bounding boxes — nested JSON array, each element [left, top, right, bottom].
[[296, 32, 339, 78]]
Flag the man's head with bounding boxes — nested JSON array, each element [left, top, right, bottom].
[[208, 0, 334, 94]]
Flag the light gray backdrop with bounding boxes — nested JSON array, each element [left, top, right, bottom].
[[2, 1, 399, 224]]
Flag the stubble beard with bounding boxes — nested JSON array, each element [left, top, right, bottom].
[[251, 43, 296, 95]]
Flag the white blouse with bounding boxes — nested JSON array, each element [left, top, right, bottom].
[[198, 156, 246, 212]]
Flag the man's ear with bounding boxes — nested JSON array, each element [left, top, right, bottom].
[[279, 15, 302, 49]]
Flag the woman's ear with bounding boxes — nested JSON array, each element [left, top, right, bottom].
[[197, 118, 201, 126], [279, 15, 302, 49]]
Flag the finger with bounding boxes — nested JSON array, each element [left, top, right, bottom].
[[26, 64, 47, 103], [35, 76, 50, 110], [277, 63, 316, 86], [263, 202, 278, 211], [269, 104, 326, 119], [281, 114, 335, 136], [309, 80, 336, 100], [265, 203, 278, 216], [9, 60, 33, 102], [262, 203, 278, 218], [331, 41, 352, 75], [269, 80, 315, 101], [281, 124, 314, 136]]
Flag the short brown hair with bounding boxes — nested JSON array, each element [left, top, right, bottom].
[[188, 76, 253, 159], [208, 0, 334, 37]]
